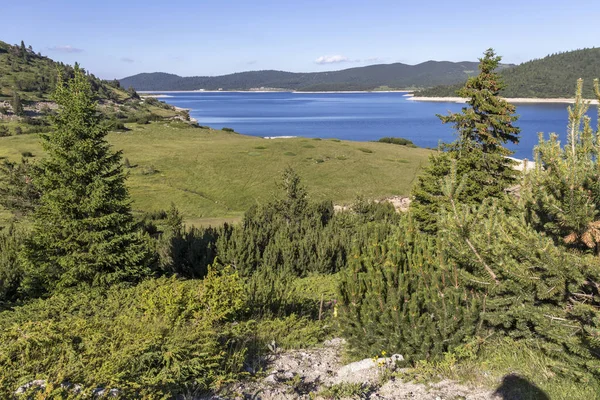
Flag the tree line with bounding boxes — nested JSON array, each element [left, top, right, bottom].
[[418, 47, 600, 98]]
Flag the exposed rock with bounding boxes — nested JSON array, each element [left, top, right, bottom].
[[382, 196, 411, 212], [204, 338, 500, 400], [334, 196, 411, 214], [15, 380, 46, 395]]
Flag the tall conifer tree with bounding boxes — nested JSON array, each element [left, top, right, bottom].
[[411, 49, 520, 233], [21, 65, 151, 294]]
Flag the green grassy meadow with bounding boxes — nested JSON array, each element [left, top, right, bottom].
[[0, 122, 431, 225]]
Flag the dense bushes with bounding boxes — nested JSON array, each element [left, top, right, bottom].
[[338, 222, 480, 362], [151, 169, 401, 280], [439, 198, 600, 375], [0, 270, 251, 398]]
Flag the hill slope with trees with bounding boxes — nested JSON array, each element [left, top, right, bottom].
[[118, 60, 515, 91], [417, 48, 600, 98], [0, 39, 191, 136]]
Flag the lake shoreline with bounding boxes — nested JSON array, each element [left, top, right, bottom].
[[409, 96, 600, 105], [140, 90, 414, 94], [142, 91, 598, 104]]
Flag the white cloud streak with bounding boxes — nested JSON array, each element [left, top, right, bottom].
[[315, 55, 350, 64], [48, 45, 84, 53]]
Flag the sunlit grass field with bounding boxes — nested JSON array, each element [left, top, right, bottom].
[[0, 122, 431, 225]]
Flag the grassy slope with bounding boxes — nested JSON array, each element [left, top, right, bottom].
[[0, 122, 431, 225]]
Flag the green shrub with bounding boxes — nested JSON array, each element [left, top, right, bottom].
[[24, 125, 53, 134], [141, 165, 158, 175], [358, 147, 373, 153], [319, 382, 375, 399], [156, 220, 223, 279], [136, 114, 152, 124], [20, 151, 33, 158], [377, 137, 414, 146], [0, 270, 250, 398], [144, 97, 172, 109], [0, 125, 9, 137], [222, 127, 235, 132], [338, 224, 480, 362]]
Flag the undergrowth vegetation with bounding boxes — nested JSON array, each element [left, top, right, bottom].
[[1, 50, 600, 400]]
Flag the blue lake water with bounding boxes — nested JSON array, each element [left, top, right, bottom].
[[157, 92, 596, 160]]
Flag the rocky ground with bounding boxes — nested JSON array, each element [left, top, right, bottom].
[[208, 338, 503, 400]]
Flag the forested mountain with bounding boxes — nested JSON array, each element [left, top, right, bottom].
[[417, 48, 600, 98], [119, 60, 514, 91], [0, 39, 190, 135]]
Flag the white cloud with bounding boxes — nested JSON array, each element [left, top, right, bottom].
[[48, 45, 84, 53], [315, 55, 350, 64], [247, 60, 257, 65], [120, 57, 135, 63], [363, 57, 384, 63]]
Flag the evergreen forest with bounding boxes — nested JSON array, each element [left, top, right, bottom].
[[418, 47, 600, 98], [1, 48, 600, 399]]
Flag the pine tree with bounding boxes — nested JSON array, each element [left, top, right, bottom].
[[21, 65, 152, 295], [338, 219, 481, 362], [522, 79, 600, 255], [410, 49, 520, 233], [437, 171, 600, 375]]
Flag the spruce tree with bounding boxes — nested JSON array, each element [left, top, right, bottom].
[[410, 49, 520, 233], [21, 65, 151, 294]]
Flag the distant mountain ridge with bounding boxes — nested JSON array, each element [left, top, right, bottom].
[[119, 61, 515, 92], [417, 48, 600, 98]]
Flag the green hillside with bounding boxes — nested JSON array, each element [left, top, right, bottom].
[[0, 122, 431, 225], [417, 48, 600, 98], [119, 60, 516, 91], [0, 40, 191, 136]]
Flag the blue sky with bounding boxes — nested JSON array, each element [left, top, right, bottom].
[[4, 0, 600, 79]]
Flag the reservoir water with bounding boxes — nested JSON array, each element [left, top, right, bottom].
[[157, 92, 596, 160]]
